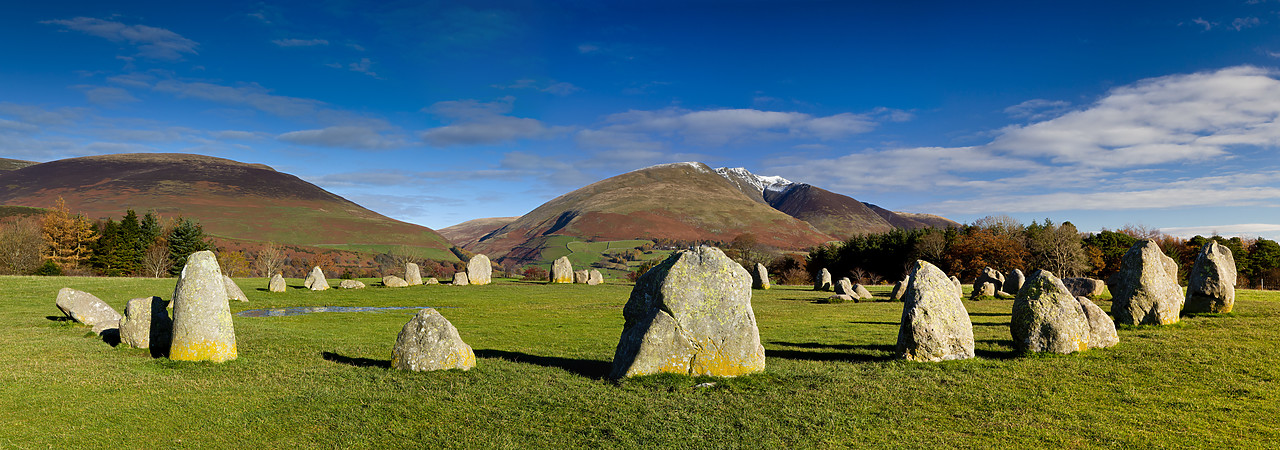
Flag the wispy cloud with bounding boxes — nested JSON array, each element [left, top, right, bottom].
[[493, 79, 581, 96], [74, 86, 140, 106], [1161, 223, 1280, 240], [1232, 17, 1262, 31], [1003, 99, 1072, 121], [272, 38, 329, 47], [326, 58, 379, 78], [41, 17, 198, 60], [420, 97, 568, 147], [1191, 17, 1216, 31], [579, 107, 897, 149], [277, 126, 405, 150]]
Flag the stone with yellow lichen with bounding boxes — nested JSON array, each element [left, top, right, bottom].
[[391, 308, 475, 372], [610, 246, 765, 379], [752, 263, 770, 290], [1108, 240, 1183, 325], [467, 254, 492, 285], [550, 256, 573, 284], [170, 251, 237, 362], [1011, 270, 1091, 354], [897, 260, 974, 362]]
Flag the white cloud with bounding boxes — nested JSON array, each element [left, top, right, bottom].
[[42, 17, 198, 60], [76, 86, 139, 106], [420, 97, 567, 146], [585, 107, 882, 148], [1003, 99, 1072, 120], [1161, 223, 1280, 240], [272, 38, 329, 47], [1232, 17, 1261, 31], [1192, 18, 1216, 31], [492, 79, 581, 96], [921, 186, 1280, 215], [278, 126, 404, 150]]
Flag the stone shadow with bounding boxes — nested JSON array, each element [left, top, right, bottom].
[[848, 320, 899, 325], [322, 351, 392, 369], [46, 315, 72, 322], [474, 349, 611, 379], [765, 342, 897, 363], [968, 312, 1011, 317], [100, 328, 121, 347], [971, 321, 1011, 327], [974, 339, 1019, 360]]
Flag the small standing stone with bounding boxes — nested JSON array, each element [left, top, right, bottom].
[[574, 270, 590, 284], [890, 278, 908, 301], [55, 288, 122, 334], [268, 274, 286, 293], [383, 276, 409, 288], [452, 272, 470, 286], [814, 268, 833, 291], [1184, 241, 1237, 314], [339, 279, 367, 289], [467, 254, 492, 285], [835, 278, 855, 297], [971, 282, 996, 299], [305, 266, 329, 291], [1077, 296, 1119, 349], [119, 296, 172, 350], [551, 257, 573, 283], [1004, 269, 1026, 294], [405, 262, 423, 286], [391, 308, 476, 372], [424, 277, 439, 285], [897, 260, 974, 362], [223, 275, 248, 302], [854, 284, 873, 299], [588, 269, 603, 286], [1010, 270, 1090, 354], [752, 263, 771, 290], [169, 251, 237, 362]]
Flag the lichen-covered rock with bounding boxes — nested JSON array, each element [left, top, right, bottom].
[[1062, 277, 1106, 297], [1108, 240, 1184, 325], [897, 260, 974, 362], [405, 263, 422, 286], [551, 257, 573, 283], [467, 254, 492, 285], [383, 276, 409, 288], [1077, 296, 1119, 348], [752, 263, 771, 290], [890, 278, 908, 301], [574, 270, 589, 284], [950, 276, 961, 291], [854, 284, 873, 299], [268, 274, 286, 293], [223, 275, 248, 302], [1011, 270, 1090, 354], [55, 288, 122, 334], [452, 272, 470, 286], [425, 277, 439, 285], [119, 296, 171, 350], [835, 278, 854, 297], [611, 246, 765, 378], [391, 308, 476, 372], [976, 267, 1005, 293], [814, 268, 833, 291], [826, 294, 855, 303], [1184, 241, 1237, 314], [304, 267, 329, 291], [971, 282, 996, 299], [339, 279, 366, 289], [1004, 269, 1025, 294], [588, 269, 603, 286], [170, 251, 237, 362]]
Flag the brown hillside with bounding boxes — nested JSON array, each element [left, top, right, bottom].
[[0, 158, 35, 173], [472, 162, 834, 262], [438, 216, 519, 249], [764, 184, 895, 240], [862, 203, 959, 230], [0, 153, 455, 259]]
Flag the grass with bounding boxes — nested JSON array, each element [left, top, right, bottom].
[[312, 243, 459, 262], [4, 276, 1280, 447], [525, 237, 670, 279]]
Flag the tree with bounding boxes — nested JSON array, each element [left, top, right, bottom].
[[1247, 238, 1280, 289], [41, 197, 98, 271], [142, 243, 171, 278], [253, 241, 286, 277], [1026, 219, 1089, 277], [0, 216, 44, 275], [1083, 230, 1137, 279], [218, 251, 250, 277], [943, 228, 1028, 281], [167, 217, 212, 275]]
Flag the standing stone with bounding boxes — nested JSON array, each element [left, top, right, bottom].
[[452, 272, 470, 286], [950, 276, 962, 291], [813, 268, 833, 291], [971, 281, 996, 299], [1062, 277, 1106, 298], [467, 254, 492, 285], [611, 246, 765, 378], [752, 263, 771, 290], [1011, 270, 1090, 354], [424, 277, 439, 285], [119, 296, 172, 350], [897, 260, 975, 362], [169, 251, 237, 362], [55, 288, 122, 334], [405, 262, 423, 286], [223, 275, 248, 302], [383, 276, 409, 288], [1078, 296, 1119, 349], [1184, 242, 1237, 314], [588, 269, 604, 286], [339, 279, 367, 289], [1108, 240, 1184, 325], [391, 308, 476, 372], [1004, 269, 1025, 295], [268, 274, 286, 293], [835, 278, 855, 297], [890, 278, 908, 301], [551, 257, 573, 283], [975, 267, 1005, 293], [854, 284, 873, 299], [574, 270, 590, 284], [304, 267, 329, 291]]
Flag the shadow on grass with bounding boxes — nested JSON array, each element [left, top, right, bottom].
[[100, 328, 120, 347], [46, 315, 72, 322], [968, 312, 1011, 317], [848, 320, 899, 325], [322, 351, 391, 369], [974, 339, 1019, 360], [766, 343, 897, 363], [971, 321, 1011, 327], [475, 349, 611, 379]]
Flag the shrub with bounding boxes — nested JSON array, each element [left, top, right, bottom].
[[34, 260, 63, 276], [522, 266, 548, 281], [628, 259, 662, 282]]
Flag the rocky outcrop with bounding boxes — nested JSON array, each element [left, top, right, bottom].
[[897, 261, 974, 362], [1184, 241, 1236, 314]]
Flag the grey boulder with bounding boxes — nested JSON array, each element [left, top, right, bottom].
[[391, 308, 476, 371], [55, 288, 121, 334], [452, 272, 470, 286], [119, 296, 172, 351], [467, 254, 492, 285], [1077, 296, 1119, 349], [551, 257, 573, 283], [268, 274, 286, 293], [1184, 241, 1236, 314], [169, 250, 237, 362], [814, 268, 833, 291], [574, 270, 589, 284], [854, 284, 873, 299], [1108, 240, 1184, 325], [304, 267, 329, 291], [339, 279, 366, 289], [405, 262, 423, 286], [897, 260, 974, 362], [1004, 269, 1025, 294], [1011, 270, 1090, 354], [1062, 277, 1106, 298], [752, 263, 771, 290], [588, 269, 603, 286], [223, 275, 248, 302], [383, 276, 409, 288]]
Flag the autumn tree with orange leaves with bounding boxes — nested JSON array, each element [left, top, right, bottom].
[[41, 197, 99, 271]]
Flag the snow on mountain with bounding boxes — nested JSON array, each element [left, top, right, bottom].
[[713, 167, 794, 195]]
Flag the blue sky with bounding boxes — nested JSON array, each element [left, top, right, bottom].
[[3, 1, 1280, 240]]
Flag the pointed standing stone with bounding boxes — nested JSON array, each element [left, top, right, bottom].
[[467, 254, 492, 285], [392, 308, 476, 372], [551, 257, 573, 283], [835, 277, 855, 297], [268, 273, 286, 292], [1108, 240, 1184, 325], [854, 284, 873, 299], [1184, 241, 1237, 314], [897, 260, 974, 362], [890, 278, 908, 301], [304, 266, 329, 291], [1011, 270, 1090, 354], [119, 296, 172, 351], [55, 288, 122, 334], [170, 251, 237, 362], [223, 275, 248, 302], [752, 263, 771, 290], [814, 268, 833, 291], [405, 262, 423, 286]]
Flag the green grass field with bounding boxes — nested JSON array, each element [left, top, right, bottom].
[[525, 237, 670, 278], [4, 276, 1279, 447]]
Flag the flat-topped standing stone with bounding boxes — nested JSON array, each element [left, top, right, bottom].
[[383, 276, 409, 287], [1011, 270, 1090, 354], [752, 263, 771, 290], [611, 246, 765, 378], [268, 274, 286, 293], [574, 270, 589, 284], [1077, 296, 1119, 348], [467, 254, 492, 285], [1185, 241, 1237, 314], [339, 279, 366, 289], [55, 288, 122, 334], [452, 272, 470, 286], [424, 277, 439, 285], [588, 269, 603, 286], [854, 284, 873, 299], [119, 296, 171, 351], [835, 278, 855, 297], [391, 308, 476, 371], [890, 278, 908, 301], [170, 251, 237, 362], [814, 268, 833, 291], [405, 263, 422, 286], [223, 275, 248, 302], [1108, 240, 1184, 325], [897, 260, 974, 362], [551, 257, 573, 283], [304, 266, 329, 291], [1004, 269, 1025, 294], [1062, 277, 1106, 297]]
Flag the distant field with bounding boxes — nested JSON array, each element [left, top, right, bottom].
[[523, 236, 670, 278], [4, 276, 1278, 447], [313, 243, 459, 262]]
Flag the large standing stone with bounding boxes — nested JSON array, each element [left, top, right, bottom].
[[752, 263, 771, 290], [854, 284, 873, 299], [1108, 240, 1184, 325], [611, 246, 765, 378], [896, 260, 974, 362], [1004, 269, 1026, 295], [405, 263, 423, 286], [169, 251, 237, 362], [304, 267, 329, 291], [55, 288, 122, 334], [391, 308, 476, 372], [1062, 277, 1106, 298], [1077, 296, 1119, 349], [890, 278, 908, 301], [452, 271, 470, 286], [383, 276, 409, 288], [813, 268, 833, 291], [223, 275, 248, 302], [835, 278, 855, 297], [119, 296, 172, 351], [1011, 270, 1090, 354], [588, 269, 603, 286], [268, 274, 286, 293], [1185, 242, 1237, 314], [467, 254, 492, 285], [551, 257, 573, 283], [574, 270, 590, 284], [339, 279, 366, 289]]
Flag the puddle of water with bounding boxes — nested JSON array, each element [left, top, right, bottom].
[[235, 306, 450, 318]]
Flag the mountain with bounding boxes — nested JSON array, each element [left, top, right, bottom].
[[0, 153, 456, 260], [0, 158, 35, 173], [862, 203, 960, 230], [437, 217, 519, 248], [714, 166, 793, 204], [762, 183, 895, 240], [471, 162, 834, 263]]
